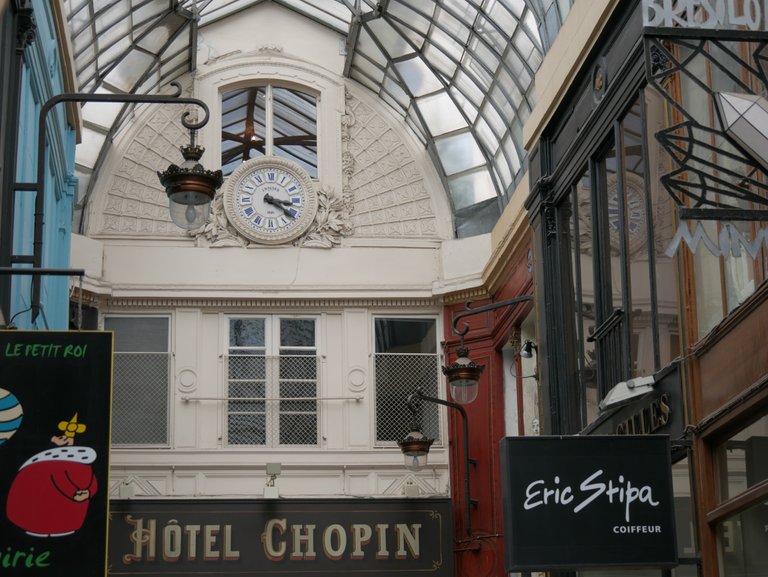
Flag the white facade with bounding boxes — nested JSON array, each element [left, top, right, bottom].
[[72, 4, 491, 502]]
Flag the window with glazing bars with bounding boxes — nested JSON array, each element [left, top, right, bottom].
[[374, 318, 440, 446], [226, 317, 318, 446], [221, 85, 318, 178]]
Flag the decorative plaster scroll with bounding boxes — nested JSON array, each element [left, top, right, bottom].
[[299, 185, 354, 247], [188, 183, 353, 248]]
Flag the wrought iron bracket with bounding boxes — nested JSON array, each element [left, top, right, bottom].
[[407, 388, 476, 536], [11, 82, 211, 323], [450, 295, 535, 346]]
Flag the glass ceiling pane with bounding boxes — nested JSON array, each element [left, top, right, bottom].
[[448, 87, 478, 123], [435, 132, 485, 176], [81, 92, 124, 130], [395, 57, 443, 97], [433, 5, 470, 47], [389, 5, 430, 44], [422, 42, 458, 82], [77, 127, 108, 170], [417, 91, 467, 136], [448, 168, 496, 210], [355, 29, 389, 68], [366, 18, 414, 60], [104, 50, 156, 93], [494, 143, 514, 190], [354, 57, 386, 84], [382, 72, 410, 110]]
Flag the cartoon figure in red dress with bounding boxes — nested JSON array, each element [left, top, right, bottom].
[[6, 414, 97, 537]]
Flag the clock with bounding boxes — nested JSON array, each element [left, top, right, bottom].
[[223, 157, 318, 244]]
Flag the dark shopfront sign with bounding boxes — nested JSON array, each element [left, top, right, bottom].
[[500, 435, 677, 571], [584, 361, 685, 439], [642, 0, 768, 31], [0, 331, 113, 577], [108, 498, 453, 576]]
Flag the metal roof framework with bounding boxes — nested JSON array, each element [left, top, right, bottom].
[[61, 0, 572, 237]]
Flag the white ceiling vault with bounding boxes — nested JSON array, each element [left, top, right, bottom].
[[61, 0, 572, 238]]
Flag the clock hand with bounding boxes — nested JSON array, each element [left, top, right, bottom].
[[263, 193, 295, 218]]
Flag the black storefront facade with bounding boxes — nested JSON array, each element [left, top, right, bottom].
[[524, 0, 768, 575]]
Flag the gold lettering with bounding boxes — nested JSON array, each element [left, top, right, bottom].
[[323, 524, 346, 560], [375, 524, 389, 559], [163, 520, 182, 562], [185, 525, 201, 560], [395, 524, 420, 560], [203, 525, 220, 561], [350, 524, 372, 560], [262, 518, 287, 561], [290, 524, 317, 560], [223, 525, 240, 561], [123, 516, 156, 563]]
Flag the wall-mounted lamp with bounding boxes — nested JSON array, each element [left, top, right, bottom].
[[442, 296, 535, 405], [264, 462, 282, 499], [442, 346, 484, 405], [398, 421, 433, 472], [520, 339, 537, 359], [157, 128, 223, 230], [398, 388, 475, 536]]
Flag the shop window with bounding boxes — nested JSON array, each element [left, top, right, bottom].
[[105, 316, 170, 446], [713, 413, 768, 503], [663, 40, 768, 339], [712, 411, 768, 576], [226, 317, 318, 446], [373, 318, 440, 445], [221, 85, 318, 178], [564, 88, 681, 420]]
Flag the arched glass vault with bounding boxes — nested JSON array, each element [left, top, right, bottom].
[[61, 0, 572, 237]]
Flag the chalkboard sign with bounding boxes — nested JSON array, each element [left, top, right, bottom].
[[0, 331, 113, 576], [500, 435, 677, 571]]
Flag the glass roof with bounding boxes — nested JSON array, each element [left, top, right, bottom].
[[61, 0, 572, 237]]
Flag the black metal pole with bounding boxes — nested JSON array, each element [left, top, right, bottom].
[[408, 389, 475, 536], [13, 81, 210, 322]]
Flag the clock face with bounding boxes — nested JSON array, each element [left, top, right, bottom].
[[223, 157, 318, 244]]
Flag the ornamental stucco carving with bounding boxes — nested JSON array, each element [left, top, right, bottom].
[[343, 89, 438, 239]]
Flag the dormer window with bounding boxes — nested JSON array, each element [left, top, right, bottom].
[[221, 85, 318, 178]]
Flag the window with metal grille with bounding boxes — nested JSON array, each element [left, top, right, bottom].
[[105, 316, 170, 445], [226, 317, 318, 446], [374, 318, 440, 446]]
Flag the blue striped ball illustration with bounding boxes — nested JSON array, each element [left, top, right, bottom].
[[0, 388, 23, 444]]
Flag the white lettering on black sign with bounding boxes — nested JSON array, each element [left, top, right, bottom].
[[642, 0, 768, 30], [523, 470, 661, 523]]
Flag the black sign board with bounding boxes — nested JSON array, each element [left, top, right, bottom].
[[0, 330, 113, 576], [108, 498, 453, 576], [500, 435, 677, 571]]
